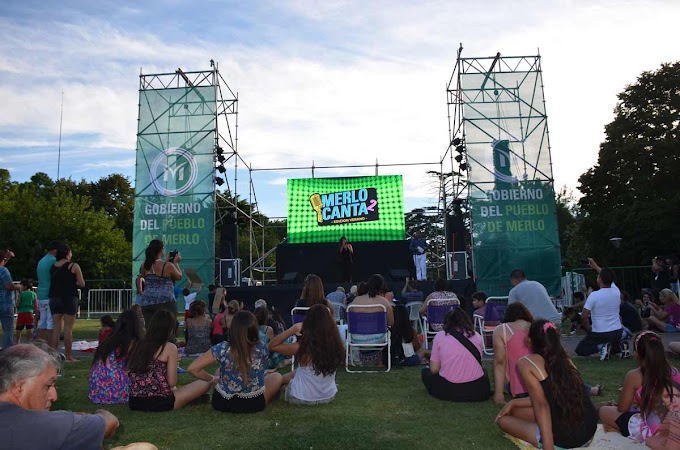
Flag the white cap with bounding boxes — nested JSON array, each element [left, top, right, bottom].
[[254, 299, 267, 309]]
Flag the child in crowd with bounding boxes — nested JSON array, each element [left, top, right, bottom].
[[15, 279, 37, 344], [89, 309, 143, 404], [184, 300, 212, 355], [392, 304, 426, 366], [128, 310, 213, 412], [188, 311, 282, 413], [254, 306, 286, 369], [98, 315, 116, 345], [599, 331, 680, 447], [472, 291, 488, 318], [636, 291, 655, 319], [268, 304, 344, 405], [496, 320, 597, 449], [562, 307, 582, 335], [211, 303, 227, 345]]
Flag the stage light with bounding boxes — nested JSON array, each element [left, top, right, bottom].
[[459, 163, 468, 171], [453, 137, 461, 146], [217, 154, 226, 164], [455, 154, 463, 163], [216, 146, 224, 156], [215, 177, 224, 186], [217, 165, 226, 174], [455, 145, 464, 154]]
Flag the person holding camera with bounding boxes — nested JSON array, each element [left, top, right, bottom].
[[139, 240, 182, 327]]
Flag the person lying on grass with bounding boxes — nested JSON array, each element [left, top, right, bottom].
[[268, 304, 344, 405], [598, 331, 680, 448], [127, 310, 214, 412], [496, 320, 597, 449], [188, 310, 282, 413]]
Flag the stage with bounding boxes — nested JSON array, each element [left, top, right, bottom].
[[225, 278, 476, 323]]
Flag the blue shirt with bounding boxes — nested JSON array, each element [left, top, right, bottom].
[[0, 267, 14, 308], [409, 238, 428, 255], [211, 340, 269, 398], [326, 291, 346, 304], [37, 253, 56, 300]]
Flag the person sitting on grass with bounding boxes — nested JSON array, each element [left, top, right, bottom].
[[127, 310, 213, 412], [98, 315, 116, 345], [392, 304, 426, 366], [89, 309, 143, 405], [211, 303, 227, 345], [598, 331, 680, 447], [268, 304, 344, 405], [254, 306, 286, 369], [496, 320, 597, 449], [421, 308, 491, 402], [219, 300, 241, 337], [643, 288, 680, 333], [188, 310, 282, 413], [184, 300, 212, 355], [492, 303, 533, 405], [0, 344, 120, 450], [15, 279, 38, 344]]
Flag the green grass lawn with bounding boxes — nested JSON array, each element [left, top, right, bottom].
[[57, 320, 637, 450]]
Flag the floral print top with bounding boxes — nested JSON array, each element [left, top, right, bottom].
[[88, 352, 130, 404], [129, 358, 173, 398], [212, 340, 268, 399]]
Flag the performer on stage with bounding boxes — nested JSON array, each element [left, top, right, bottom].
[[338, 237, 354, 282], [409, 231, 429, 281]]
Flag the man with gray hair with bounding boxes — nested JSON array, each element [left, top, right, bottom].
[[0, 344, 119, 450]]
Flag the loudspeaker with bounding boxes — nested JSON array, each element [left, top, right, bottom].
[[389, 268, 410, 281], [220, 222, 238, 259], [282, 272, 301, 284], [446, 215, 466, 252]]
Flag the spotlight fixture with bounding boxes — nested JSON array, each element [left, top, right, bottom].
[[452, 137, 461, 146], [217, 154, 226, 164], [214, 177, 224, 186], [459, 163, 468, 171], [455, 154, 463, 163], [217, 165, 226, 174], [216, 146, 224, 156], [455, 145, 464, 154]]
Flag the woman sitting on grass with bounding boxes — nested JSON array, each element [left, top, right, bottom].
[[496, 320, 597, 449], [644, 288, 680, 333], [219, 300, 241, 337], [127, 310, 214, 412], [421, 308, 490, 402], [492, 303, 533, 405], [89, 309, 143, 404], [184, 300, 212, 355], [599, 331, 680, 448], [268, 304, 344, 405], [188, 310, 282, 413], [392, 304, 426, 366], [98, 315, 116, 345]]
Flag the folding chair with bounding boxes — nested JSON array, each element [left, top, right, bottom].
[[345, 304, 391, 373], [290, 307, 310, 369], [405, 301, 423, 333], [331, 303, 346, 325], [473, 296, 508, 356], [421, 298, 459, 350]]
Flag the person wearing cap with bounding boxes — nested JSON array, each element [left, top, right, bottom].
[[0, 249, 20, 349], [36, 241, 61, 342]]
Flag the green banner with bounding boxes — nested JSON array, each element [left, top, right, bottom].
[[132, 85, 216, 309], [469, 140, 561, 296]]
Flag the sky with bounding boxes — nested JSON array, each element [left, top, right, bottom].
[[1, 0, 679, 218]]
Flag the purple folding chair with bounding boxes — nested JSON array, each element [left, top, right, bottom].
[[421, 299, 459, 349], [345, 304, 391, 373], [473, 296, 508, 356]]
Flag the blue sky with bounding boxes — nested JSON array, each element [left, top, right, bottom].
[[1, 0, 679, 217]]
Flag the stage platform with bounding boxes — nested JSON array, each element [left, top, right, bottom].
[[226, 278, 476, 323]]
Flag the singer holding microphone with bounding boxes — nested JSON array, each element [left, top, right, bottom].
[[338, 237, 354, 282]]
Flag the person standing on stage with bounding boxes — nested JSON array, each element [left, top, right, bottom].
[[338, 237, 354, 283], [409, 231, 429, 281]]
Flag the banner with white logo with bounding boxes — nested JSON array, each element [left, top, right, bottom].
[[132, 84, 216, 306]]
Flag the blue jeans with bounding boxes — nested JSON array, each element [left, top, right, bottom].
[[0, 304, 14, 349]]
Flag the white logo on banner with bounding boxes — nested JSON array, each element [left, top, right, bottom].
[[150, 147, 198, 196]]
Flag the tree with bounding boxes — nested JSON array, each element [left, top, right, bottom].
[[89, 174, 135, 241], [578, 62, 680, 265]]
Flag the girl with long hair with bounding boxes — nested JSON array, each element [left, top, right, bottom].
[[219, 300, 241, 336], [188, 310, 282, 413], [496, 320, 597, 449], [421, 308, 490, 402], [88, 309, 143, 404], [295, 274, 332, 310], [492, 303, 533, 405], [599, 331, 680, 446], [392, 304, 426, 366], [184, 300, 212, 355], [127, 310, 213, 412], [338, 236, 353, 282], [138, 239, 182, 327], [268, 304, 344, 405]]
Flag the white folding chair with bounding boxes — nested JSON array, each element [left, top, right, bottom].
[[405, 301, 423, 333], [474, 296, 508, 356], [345, 304, 391, 373], [331, 303, 346, 325], [421, 298, 459, 349]]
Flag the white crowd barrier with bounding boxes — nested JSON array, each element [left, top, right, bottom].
[[87, 289, 133, 319]]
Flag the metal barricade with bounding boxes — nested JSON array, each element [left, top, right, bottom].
[[87, 289, 133, 318]]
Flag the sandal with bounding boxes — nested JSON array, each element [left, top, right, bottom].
[[593, 384, 604, 396]]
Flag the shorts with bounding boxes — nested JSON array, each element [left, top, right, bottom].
[[129, 395, 175, 412], [211, 391, 265, 413], [615, 411, 636, 437], [49, 297, 79, 316], [665, 323, 678, 333], [38, 299, 53, 330], [284, 386, 335, 405], [15, 312, 34, 330]]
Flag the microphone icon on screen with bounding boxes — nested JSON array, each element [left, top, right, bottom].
[[310, 193, 323, 223]]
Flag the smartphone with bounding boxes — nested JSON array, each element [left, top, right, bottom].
[[168, 250, 178, 262]]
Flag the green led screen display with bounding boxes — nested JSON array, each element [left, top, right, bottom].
[[287, 176, 405, 243]]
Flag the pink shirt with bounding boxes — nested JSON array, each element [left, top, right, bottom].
[[430, 330, 484, 383], [665, 303, 680, 326], [213, 313, 225, 335]]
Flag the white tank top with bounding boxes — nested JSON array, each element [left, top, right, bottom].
[[289, 365, 337, 402]]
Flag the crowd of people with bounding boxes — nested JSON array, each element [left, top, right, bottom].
[[2, 238, 680, 449]]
